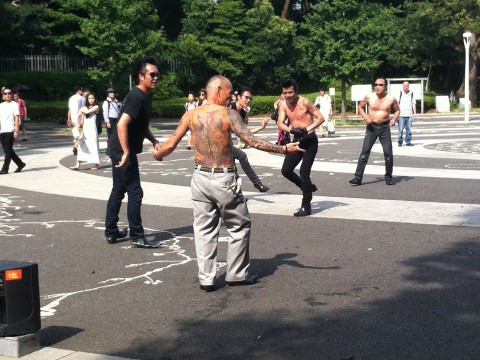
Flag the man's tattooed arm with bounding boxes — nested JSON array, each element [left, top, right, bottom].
[[229, 109, 288, 155]]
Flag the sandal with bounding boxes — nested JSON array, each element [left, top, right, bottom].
[[91, 166, 100, 170], [69, 166, 79, 171]]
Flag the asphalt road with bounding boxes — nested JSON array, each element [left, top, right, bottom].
[[1, 115, 479, 360]]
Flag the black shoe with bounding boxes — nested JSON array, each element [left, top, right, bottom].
[[130, 236, 160, 248], [199, 284, 215, 292], [105, 227, 128, 244], [0, 170, 8, 175], [406, 143, 414, 146], [227, 274, 258, 286], [14, 163, 26, 173], [254, 183, 270, 193], [349, 178, 362, 185], [293, 207, 312, 217], [398, 143, 402, 147], [72, 147, 77, 156], [385, 178, 394, 185]]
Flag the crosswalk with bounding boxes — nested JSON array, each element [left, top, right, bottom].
[[1, 117, 480, 227]]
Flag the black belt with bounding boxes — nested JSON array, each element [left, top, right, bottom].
[[195, 165, 236, 173], [370, 121, 390, 126]]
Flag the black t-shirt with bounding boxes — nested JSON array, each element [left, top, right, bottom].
[[109, 87, 151, 155]]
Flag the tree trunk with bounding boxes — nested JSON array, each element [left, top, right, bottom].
[[341, 78, 347, 120], [281, 0, 291, 19], [457, 33, 478, 107]]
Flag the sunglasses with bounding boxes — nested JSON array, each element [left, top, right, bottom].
[[144, 72, 159, 78], [243, 96, 252, 100], [199, 93, 205, 96], [3, 91, 12, 95], [374, 83, 385, 87]]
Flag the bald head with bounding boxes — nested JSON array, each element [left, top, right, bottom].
[[403, 81, 410, 92], [206, 75, 232, 106]]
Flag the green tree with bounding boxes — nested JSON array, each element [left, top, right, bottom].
[[399, 0, 480, 106], [297, 0, 398, 118], [243, 0, 297, 91], [73, 0, 167, 85]]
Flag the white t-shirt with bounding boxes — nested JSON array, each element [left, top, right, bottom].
[[0, 101, 20, 133], [315, 94, 332, 119], [68, 94, 86, 124], [398, 91, 415, 117]]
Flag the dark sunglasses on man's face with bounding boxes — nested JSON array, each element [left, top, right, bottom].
[[145, 72, 159, 79], [243, 96, 252, 101], [199, 93, 205, 96], [374, 83, 385, 87], [3, 91, 12, 95]]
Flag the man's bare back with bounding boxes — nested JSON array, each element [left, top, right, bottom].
[[152, 76, 304, 165]]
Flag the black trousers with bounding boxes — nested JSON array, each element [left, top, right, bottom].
[[1, 132, 23, 172], [281, 133, 318, 208]]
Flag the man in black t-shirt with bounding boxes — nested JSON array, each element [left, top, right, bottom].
[[104, 55, 160, 248]]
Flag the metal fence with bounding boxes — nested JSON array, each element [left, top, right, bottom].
[[0, 55, 97, 72], [0, 55, 192, 75]]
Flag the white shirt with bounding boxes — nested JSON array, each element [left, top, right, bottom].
[[398, 91, 415, 117], [0, 101, 20, 133], [314, 94, 332, 117], [68, 94, 86, 124], [102, 97, 121, 123]]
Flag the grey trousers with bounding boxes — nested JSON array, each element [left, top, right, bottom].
[[191, 168, 251, 285]]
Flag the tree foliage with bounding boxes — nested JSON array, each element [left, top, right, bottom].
[[297, 0, 398, 117]]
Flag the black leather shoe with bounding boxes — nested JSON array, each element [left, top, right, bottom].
[[227, 274, 259, 286], [349, 178, 362, 185], [105, 227, 128, 244], [406, 143, 414, 146], [130, 236, 160, 248], [385, 178, 394, 185], [0, 170, 8, 175], [14, 163, 26, 173], [199, 284, 215, 292], [254, 183, 270, 193], [293, 207, 311, 217]]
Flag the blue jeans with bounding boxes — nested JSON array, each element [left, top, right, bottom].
[[397, 116, 412, 145], [105, 148, 144, 239], [354, 123, 393, 180]]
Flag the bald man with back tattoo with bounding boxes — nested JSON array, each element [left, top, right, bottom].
[[152, 75, 304, 292]]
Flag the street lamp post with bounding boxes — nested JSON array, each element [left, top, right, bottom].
[[463, 31, 472, 122]]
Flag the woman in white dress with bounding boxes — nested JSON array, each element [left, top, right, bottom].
[[70, 93, 100, 170]]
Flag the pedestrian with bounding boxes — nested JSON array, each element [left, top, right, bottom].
[[13, 92, 28, 141], [314, 87, 333, 138], [277, 78, 324, 217], [152, 75, 304, 292], [184, 93, 196, 149], [67, 85, 86, 156], [0, 88, 26, 174], [196, 88, 207, 106], [104, 55, 161, 248], [103, 87, 122, 156], [70, 93, 101, 170], [231, 86, 270, 192], [397, 81, 416, 147], [349, 76, 400, 186]]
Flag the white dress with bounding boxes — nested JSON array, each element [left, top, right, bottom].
[[77, 112, 100, 165]]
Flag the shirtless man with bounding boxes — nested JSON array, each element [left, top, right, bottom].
[[152, 75, 304, 292], [349, 76, 400, 186], [277, 78, 324, 217]]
